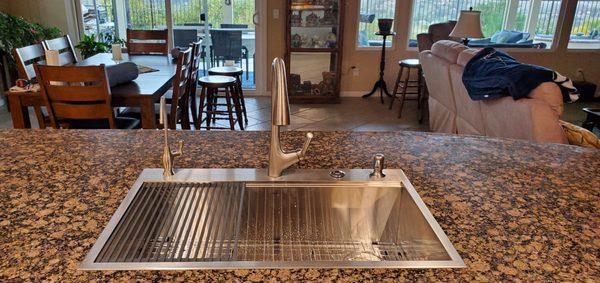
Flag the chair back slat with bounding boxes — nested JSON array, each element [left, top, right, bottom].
[[127, 42, 169, 54], [43, 35, 78, 64], [34, 64, 116, 128], [220, 24, 248, 29], [126, 29, 169, 55], [13, 43, 46, 80], [36, 64, 109, 83], [45, 85, 108, 102], [167, 47, 192, 129], [57, 52, 77, 66]]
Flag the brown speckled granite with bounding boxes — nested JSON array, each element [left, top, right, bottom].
[[0, 129, 598, 281]]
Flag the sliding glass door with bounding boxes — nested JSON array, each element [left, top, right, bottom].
[[77, 0, 262, 91]]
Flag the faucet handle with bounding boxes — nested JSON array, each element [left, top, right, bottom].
[[299, 132, 313, 158], [172, 140, 183, 156]]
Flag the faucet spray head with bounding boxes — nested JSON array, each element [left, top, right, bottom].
[[271, 57, 290, 126]]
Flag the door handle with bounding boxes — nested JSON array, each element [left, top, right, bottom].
[[253, 12, 259, 25]]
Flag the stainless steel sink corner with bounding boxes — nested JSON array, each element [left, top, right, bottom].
[[80, 168, 465, 270]]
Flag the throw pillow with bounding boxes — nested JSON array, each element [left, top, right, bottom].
[[559, 120, 600, 149]]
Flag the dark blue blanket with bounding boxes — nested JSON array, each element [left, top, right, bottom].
[[462, 47, 555, 101]]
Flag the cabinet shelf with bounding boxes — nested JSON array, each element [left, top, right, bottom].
[[290, 5, 329, 11]]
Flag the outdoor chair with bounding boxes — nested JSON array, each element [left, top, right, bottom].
[[209, 29, 249, 80]]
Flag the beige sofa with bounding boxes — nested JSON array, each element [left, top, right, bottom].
[[419, 40, 567, 144]]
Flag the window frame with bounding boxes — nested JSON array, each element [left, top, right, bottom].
[[404, 0, 571, 53], [566, 0, 600, 52], [355, 0, 400, 51]]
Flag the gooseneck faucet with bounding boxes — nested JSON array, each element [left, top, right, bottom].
[[160, 96, 183, 177], [268, 58, 313, 177]]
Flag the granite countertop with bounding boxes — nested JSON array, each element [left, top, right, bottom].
[[0, 130, 598, 281]]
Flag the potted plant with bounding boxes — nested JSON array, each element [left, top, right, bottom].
[[75, 34, 110, 59], [0, 11, 61, 87]]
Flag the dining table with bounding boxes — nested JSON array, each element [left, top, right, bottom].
[[7, 53, 177, 129]]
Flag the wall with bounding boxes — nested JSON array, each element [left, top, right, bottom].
[[2, 0, 72, 37], [0, 2, 10, 12], [267, 0, 599, 95]]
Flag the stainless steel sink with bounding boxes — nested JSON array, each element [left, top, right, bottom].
[[80, 168, 465, 270]]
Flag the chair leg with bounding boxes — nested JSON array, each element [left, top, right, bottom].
[[224, 87, 236, 130], [212, 91, 218, 124], [33, 106, 46, 129], [237, 74, 248, 123], [389, 65, 404, 110], [419, 84, 428, 124], [206, 88, 213, 130], [190, 85, 198, 129], [231, 85, 244, 130], [197, 86, 206, 129], [417, 68, 423, 110], [245, 56, 249, 80], [398, 67, 411, 119]]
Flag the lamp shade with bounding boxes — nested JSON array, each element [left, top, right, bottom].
[[449, 9, 484, 39]]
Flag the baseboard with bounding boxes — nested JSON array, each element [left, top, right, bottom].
[[340, 91, 367, 97]]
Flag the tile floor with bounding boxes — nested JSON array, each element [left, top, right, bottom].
[[1, 96, 598, 135]]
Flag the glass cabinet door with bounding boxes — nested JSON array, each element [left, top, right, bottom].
[[289, 0, 340, 50], [287, 0, 342, 102]]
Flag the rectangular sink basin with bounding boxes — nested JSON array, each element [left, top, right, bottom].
[[80, 169, 464, 270]]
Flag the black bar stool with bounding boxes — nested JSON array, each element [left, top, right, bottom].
[[197, 75, 243, 130], [208, 66, 248, 125], [389, 59, 423, 118]]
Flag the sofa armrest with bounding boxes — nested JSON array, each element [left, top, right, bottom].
[[417, 33, 433, 52], [528, 82, 564, 116], [481, 96, 567, 144]]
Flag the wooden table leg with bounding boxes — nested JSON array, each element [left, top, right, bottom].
[[140, 98, 157, 129], [8, 93, 31, 129]]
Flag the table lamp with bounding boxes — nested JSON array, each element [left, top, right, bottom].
[[449, 7, 484, 46]]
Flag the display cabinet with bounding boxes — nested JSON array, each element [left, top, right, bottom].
[[285, 0, 344, 103]]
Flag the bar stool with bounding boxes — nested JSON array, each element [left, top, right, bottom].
[[208, 66, 248, 125], [197, 75, 243, 130], [389, 59, 423, 118]]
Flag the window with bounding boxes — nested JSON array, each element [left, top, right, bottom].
[[409, 0, 564, 49], [356, 0, 397, 48], [80, 0, 117, 37], [568, 0, 599, 50]]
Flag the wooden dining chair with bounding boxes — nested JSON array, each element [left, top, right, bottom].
[[34, 64, 140, 129], [126, 29, 169, 55], [164, 47, 192, 129], [42, 35, 78, 65], [120, 47, 192, 129], [12, 43, 48, 128]]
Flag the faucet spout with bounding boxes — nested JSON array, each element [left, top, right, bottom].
[[268, 58, 313, 177], [160, 97, 183, 177]]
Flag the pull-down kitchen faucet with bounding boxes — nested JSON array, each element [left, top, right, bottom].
[[160, 96, 183, 177], [268, 58, 313, 177]]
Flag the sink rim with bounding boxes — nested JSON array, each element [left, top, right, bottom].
[[80, 168, 465, 270]]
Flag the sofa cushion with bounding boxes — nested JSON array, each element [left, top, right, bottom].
[[491, 30, 524, 43], [431, 40, 468, 63]]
